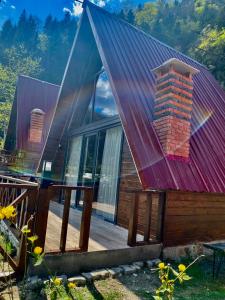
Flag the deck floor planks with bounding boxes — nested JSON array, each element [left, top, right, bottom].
[[45, 201, 143, 252]]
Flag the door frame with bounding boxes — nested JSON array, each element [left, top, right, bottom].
[[65, 118, 124, 224]]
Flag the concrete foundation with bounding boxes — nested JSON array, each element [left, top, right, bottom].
[[30, 243, 162, 277], [163, 241, 223, 261]]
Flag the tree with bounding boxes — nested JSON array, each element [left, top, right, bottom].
[[193, 26, 225, 87], [40, 13, 77, 84], [0, 46, 42, 146], [127, 9, 135, 25], [0, 20, 15, 48]]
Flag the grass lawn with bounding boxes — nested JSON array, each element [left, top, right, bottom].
[[41, 257, 225, 299], [3, 256, 225, 299]]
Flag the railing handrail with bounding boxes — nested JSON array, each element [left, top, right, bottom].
[[0, 183, 38, 189], [35, 185, 93, 254], [0, 174, 38, 186], [49, 185, 93, 191]]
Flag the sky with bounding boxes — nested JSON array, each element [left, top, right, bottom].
[[0, 0, 76, 26], [0, 0, 120, 26], [0, 0, 153, 27]]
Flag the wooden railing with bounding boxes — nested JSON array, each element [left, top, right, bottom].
[[0, 150, 17, 168], [35, 185, 93, 254], [127, 190, 166, 247], [0, 175, 39, 274]]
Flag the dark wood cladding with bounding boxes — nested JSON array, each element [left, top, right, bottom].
[[163, 191, 225, 247], [117, 138, 159, 236]]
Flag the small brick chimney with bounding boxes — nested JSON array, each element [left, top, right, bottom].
[[152, 58, 199, 161], [29, 108, 45, 143]]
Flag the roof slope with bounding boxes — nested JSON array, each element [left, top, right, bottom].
[[5, 75, 59, 168], [41, 2, 225, 193], [86, 2, 225, 193]]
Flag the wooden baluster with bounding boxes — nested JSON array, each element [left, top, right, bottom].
[[144, 192, 152, 243], [18, 198, 25, 229], [79, 189, 93, 252], [127, 192, 139, 247], [26, 188, 38, 233], [16, 233, 27, 277], [60, 189, 71, 252]]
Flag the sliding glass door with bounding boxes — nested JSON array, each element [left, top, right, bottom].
[[95, 126, 123, 221], [66, 125, 123, 222], [64, 136, 82, 206]]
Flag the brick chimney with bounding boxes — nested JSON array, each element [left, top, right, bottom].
[[29, 108, 45, 143], [152, 58, 199, 161]]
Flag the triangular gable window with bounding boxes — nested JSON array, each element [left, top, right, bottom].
[[83, 70, 118, 124]]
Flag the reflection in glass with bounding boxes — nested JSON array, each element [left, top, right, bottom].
[[65, 136, 83, 206], [93, 71, 118, 121]]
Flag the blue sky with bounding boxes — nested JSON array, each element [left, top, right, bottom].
[[0, 0, 76, 26], [0, 0, 152, 27]]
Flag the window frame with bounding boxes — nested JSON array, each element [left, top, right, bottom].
[[83, 69, 118, 125]]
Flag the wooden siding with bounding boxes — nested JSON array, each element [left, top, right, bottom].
[[117, 138, 159, 238], [163, 191, 225, 247]]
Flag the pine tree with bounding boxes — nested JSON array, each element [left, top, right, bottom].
[[127, 9, 135, 25], [0, 20, 15, 48]]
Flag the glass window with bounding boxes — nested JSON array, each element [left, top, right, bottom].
[[93, 71, 118, 121]]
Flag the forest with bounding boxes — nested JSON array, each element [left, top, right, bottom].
[[0, 0, 224, 146]]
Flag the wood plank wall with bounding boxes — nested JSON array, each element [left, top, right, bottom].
[[117, 138, 159, 237], [163, 191, 225, 247]]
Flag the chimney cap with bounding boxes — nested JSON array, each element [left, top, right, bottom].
[[152, 58, 199, 76], [31, 108, 45, 115]]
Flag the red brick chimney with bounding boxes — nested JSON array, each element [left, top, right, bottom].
[[29, 108, 45, 143], [152, 58, 199, 161]]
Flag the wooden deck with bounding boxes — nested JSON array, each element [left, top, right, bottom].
[[45, 201, 143, 252]]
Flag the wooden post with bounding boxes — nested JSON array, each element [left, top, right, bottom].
[[16, 187, 38, 275], [156, 192, 166, 242], [79, 189, 93, 252], [60, 189, 71, 252], [143, 192, 152, 242], [127, 192, 139, 246], [34, 187, 52, 250]]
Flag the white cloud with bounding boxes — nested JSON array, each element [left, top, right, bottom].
[[98, 0, 105, 7], [97, 78, 113, 99], [63, 7, 72, 14], [72, 0, 106, 17], [72, 1, 83, 16], [10, 5, 16, 9]]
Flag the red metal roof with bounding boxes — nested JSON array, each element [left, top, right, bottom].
[[86, 3, 225, 193], [5, 75, 59, 168]]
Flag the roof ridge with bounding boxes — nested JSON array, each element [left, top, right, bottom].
[[18, 74, 60, 88], [86, 1, 207, 70]]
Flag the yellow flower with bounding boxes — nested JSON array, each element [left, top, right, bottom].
[[68, 282, 76, 289], [21, 225, 31, 234], [158, 262, 166, 270], [1, 206, 16, 219], [0, 211, 5, 220], [28, 235, 38, 243], [53, 278, 62, 286], [178, 264, 186, 272], [33, 246, 43, 255]]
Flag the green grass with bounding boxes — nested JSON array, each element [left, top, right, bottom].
[[21, 256, 225, 299], [44, 282, 124, 300], [174, 258, 225, 300]]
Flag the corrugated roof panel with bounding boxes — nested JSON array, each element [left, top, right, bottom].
[[87, 3, 225, 193], [16, 75, 59, 152]]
